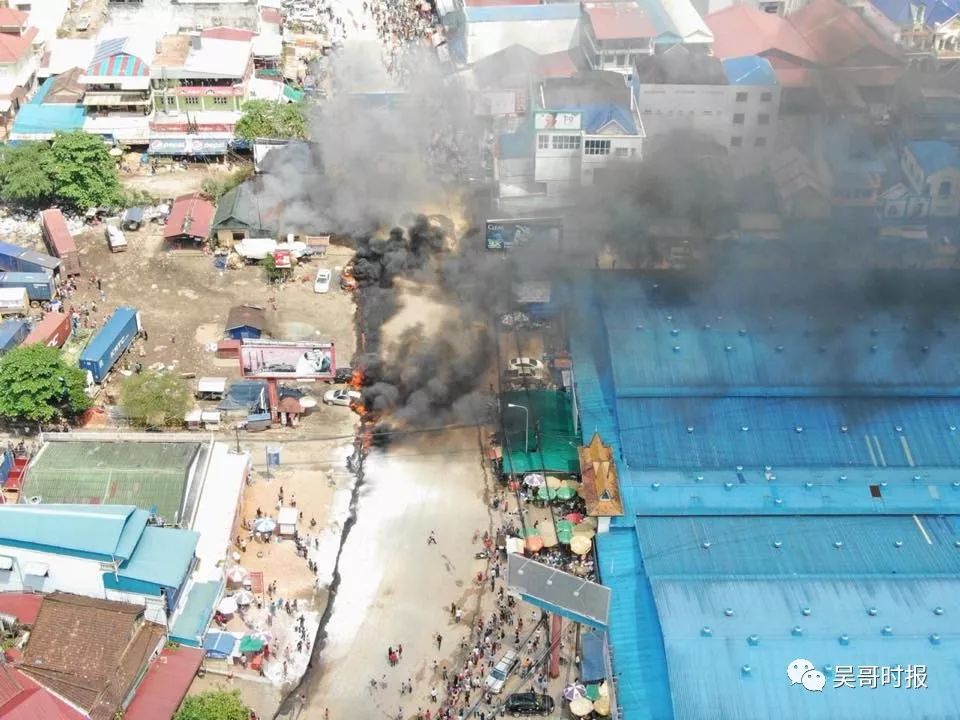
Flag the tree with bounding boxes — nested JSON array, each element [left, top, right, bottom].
[[260, 253, 285, 281], [0, 142, 55, 205], [50, 131, 123, 210], [0, 344, 91, 423], [235, 100, 307, 141], [174, 691, 250, 720], [120, 371, 191, 428]]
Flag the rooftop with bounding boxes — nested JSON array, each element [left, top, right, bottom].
[[0, 593, 42, 625], [0, 665, 86, 720], [705, 5, 816, 64], [123, 646, 204, 720], [226, 304, 266, 331], [117, 526, 199, 589], [634, 51, 727, 85], [22, 439, 201, 524], [502, 390, 580, 474], [0, 25, 36, 64], [86, 36, 151, 77], [790, 0, 904, 68], [721, 55, 777, 86], [907, 139, 960, 174], [164, 193, 215, 240], [464, 3, 582, 22], [542, 71, 632, 109], [585, 3, 655, 40], [0, 504, 148, 560]]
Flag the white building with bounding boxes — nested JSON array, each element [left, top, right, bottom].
[[463, 3, 582, 65], [631, 53, 781, 173], [0, 504, 199, 625], [581, 3, 655, 74]]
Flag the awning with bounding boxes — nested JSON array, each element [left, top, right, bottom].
[[238, 635, 265, 653], [23, 561, 49, 577], [198, 377, 227, 393], [580, 630, 606, 683], [277, 507, 298, 526], [202, 631, 237, 658], [0, 555, 13, 570], [201, 411, 221, 423]]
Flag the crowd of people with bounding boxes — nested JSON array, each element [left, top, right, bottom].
[[366, 0, 442, 82]]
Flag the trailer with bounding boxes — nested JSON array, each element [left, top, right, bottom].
[[105, 225, 128, 252], [0, 241, 61, 279], [39, 209, 81, 276], [79, 306, 141, 383], [23, 312, 71, 348], [0, 287, 28, 317], [0, 272, 57, 303], [0, 319, 29, 355]]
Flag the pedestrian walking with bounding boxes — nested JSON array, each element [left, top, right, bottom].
[[436, 633, 443, 649], [430, 687, 438, 702], [428, 530, 437, 545]]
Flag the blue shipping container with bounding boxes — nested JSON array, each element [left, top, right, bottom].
[[79, 307, 140, 383], [0, 272, 57, 302], [0, 319, 29, 354], [0, 242, 60, 276]]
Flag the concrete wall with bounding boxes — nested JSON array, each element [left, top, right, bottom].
[[466, 18, 580, 64], [0, 544, 105, 596], [110, 0, 260, 33]]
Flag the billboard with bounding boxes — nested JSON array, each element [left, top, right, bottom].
[[240, 340, 336, 379], [485, 218, 562, 250], [533, 111, 582, 131]]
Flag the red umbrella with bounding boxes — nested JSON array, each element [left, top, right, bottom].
[[565, 512, 585, 524], [525, 535, 544, 552]]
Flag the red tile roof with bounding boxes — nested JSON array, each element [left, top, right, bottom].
[[201, 26, 256, 41], [0, 664, 21, 708], [705, 5, 817, 64], [0, 26, 36, 64], [0, 8, 27, 27], [538, 49, 580, 79], [0, 594, 42, 626], [164, 193, 215, 241], [0, 669, 86, 720], [789, 0, 903, 68], [585, 3, 655, 40], [261, 7, 282, 24], [123, 647, 204, 720]]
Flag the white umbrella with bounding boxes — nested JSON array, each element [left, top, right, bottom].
[[217, 596, 238, 615], [235, 589, 255, 606], [570, 697, 594, 717], [594, 695, 611, 716], [546, 475, 563, 489], [523, 473, 545, 487], [571, 535, 592, 556], [226, 566, 247, 583], [254, 517, 276, 533], [563, 683, 587, 700], [505, 537, 525, 555], [299, 396, 318, 409]]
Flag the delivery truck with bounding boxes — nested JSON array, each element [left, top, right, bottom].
[[79, 306, 141, 383], [0, 319, 29, 355], [39, 209, 81, 276], [23, 312, 71, 348], [0, 287, 28, 317], [0, 272, 57, 303], [0, 241, 61, 279]]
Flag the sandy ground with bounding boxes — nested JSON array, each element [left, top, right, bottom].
[[120, 163, 241, 199]]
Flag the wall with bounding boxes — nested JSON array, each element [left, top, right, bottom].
[[0, 544, 106, 596], [926, 167, 960, 216], [466, 18, 580, 63], [110, 0, 260, 33]]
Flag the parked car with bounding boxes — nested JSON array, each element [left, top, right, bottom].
[[323, 388, 362, 406], [484, 649, 518, 694], [508, 357, 544, 372], [504, 692, 554, 716], [314, 268, 332, 293]]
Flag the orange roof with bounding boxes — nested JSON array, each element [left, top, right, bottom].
[[261, 7, 282, 24], [0, 26, 36, 64], [789, 0, 903, 68], [577, 433, 624, 517], [705, 5, 816, 65], [202, 26, 256, 41], [585, 3, 655, 40]]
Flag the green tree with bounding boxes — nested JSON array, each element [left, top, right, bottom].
[[50, 131, 122, 210], [260, 253, 285, 281], [174, 690, 250, 720], [120, 371, 191, 428], [0, 142, 55, 205], [0, 344, 91, 423], [235, 100, 307, 141]]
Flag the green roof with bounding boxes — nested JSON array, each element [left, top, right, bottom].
[[0, 504, 148, 560], [118, 526, 199, 588], [23, 441, 200, 524], [502, 390, 580, 474], [212, 182, 276, 234]]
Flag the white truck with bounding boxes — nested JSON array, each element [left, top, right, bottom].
[[0, 287, 28, 316]]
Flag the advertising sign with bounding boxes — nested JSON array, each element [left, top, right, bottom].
[[485, 218, 562, 251], [240, 340, 336, 379], [533, 111, 582, 131]]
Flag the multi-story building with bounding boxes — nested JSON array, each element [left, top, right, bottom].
[[80, 34, 154, 144], [631, 52, 780, 173], [581, 3, 655, 74], [0, 8, 39, 122]]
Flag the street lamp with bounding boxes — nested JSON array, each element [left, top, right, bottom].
[[507, 403, 529, 453]]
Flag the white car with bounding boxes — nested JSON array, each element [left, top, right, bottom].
[[508, 357, 544, 372], [314, 268, 332, 293], [323, 388, 361, 406], [484, 649, 518, 694]]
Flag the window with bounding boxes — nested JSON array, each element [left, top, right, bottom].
[[761, 91, 773, 102], [736, 91, 748, 102], [584, 139, 611, 155], [537, 134, 549, 150], [733, 113, 745, 125], [615, 147, 629, 157], [939, 180, 952, 198], [183, 96, 200, 105], [213, 96, 229, 105], [754, 137, 767, 147], [730, 136, 742, 147], [551, 134, 581, 150], [758, 113, 770, 125], [869, 484, 882, 498]]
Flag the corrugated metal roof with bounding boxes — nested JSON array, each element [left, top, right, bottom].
[[0, 504, 146, 560], [465, 3, 581, 22], [118, 526, 199, 588], [721, 55, 778, 86], [634, 515, 960, 577]]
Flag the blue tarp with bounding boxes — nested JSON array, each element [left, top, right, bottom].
[[203, 631, 237, 658], [580, 630, 606, 683]]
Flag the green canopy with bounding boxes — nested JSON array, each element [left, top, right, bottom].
[[555, 485, 576, 500], [556, 520, 574, 544], [537, 486, 558, 501], [585, 684, 601, 701], [239, 635, 265, 653], [523, 526, 542, 538], [283, 84, 305, 102]]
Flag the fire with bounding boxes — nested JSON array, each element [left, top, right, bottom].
[[349, 367, 365, 390], [350, 401, 367, 416], [340, 264, 358, 292]]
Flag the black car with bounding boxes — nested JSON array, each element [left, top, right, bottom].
[[504, 693, 555, 716]]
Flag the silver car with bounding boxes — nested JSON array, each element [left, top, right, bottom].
[[484, 649, 518, 694]]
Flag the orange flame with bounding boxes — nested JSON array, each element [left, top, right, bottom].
[[349, 368, 364, 390]]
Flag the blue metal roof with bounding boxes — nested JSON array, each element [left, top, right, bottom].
[[118, 526, 199, 589], [170, 580, 221, 647], [721, 56, 778, 86], [0, 504, 147, 560], [13, 102, 88, 137], [870, 0, 960, 26], [465, 3, 581, 22], [907, 139, 960, 175], [578, 103, 638, 134], [635, 515, 960, 577]]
